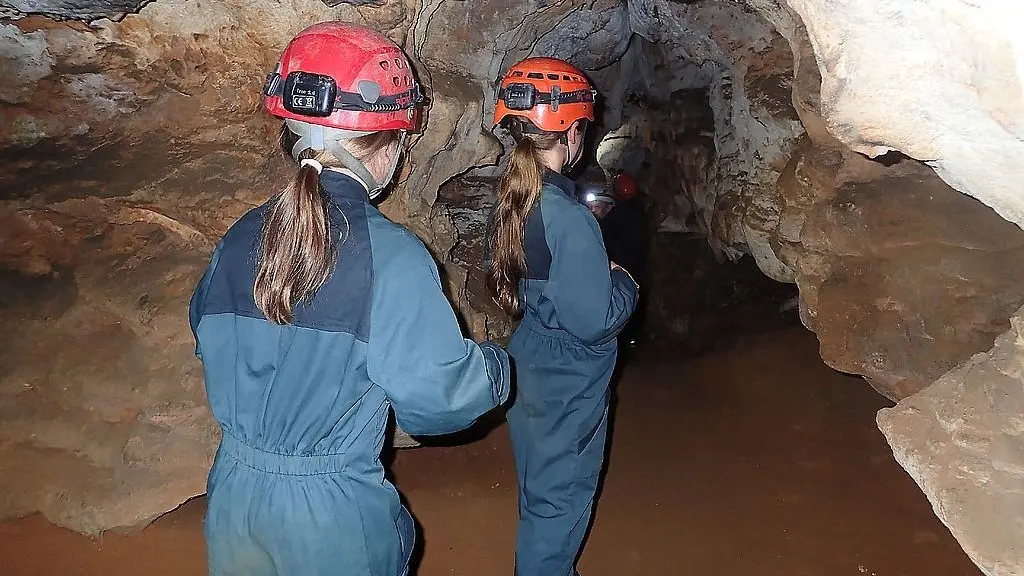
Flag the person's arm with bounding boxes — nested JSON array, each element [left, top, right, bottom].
[[544, 196, 638, 346], [366, 235, 510, 436], [188, 242, 223, 360]]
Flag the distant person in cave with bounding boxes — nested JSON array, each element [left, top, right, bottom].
[[486, 57, 638, 576], [576, 168, 618, 222], [188, 22, 510, 576], [602, 171, 650, 348]]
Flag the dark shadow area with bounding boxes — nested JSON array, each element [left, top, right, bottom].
[[0, 268, 78, 321], [869, 148, 909, 167], [640, 237, 800, 357]]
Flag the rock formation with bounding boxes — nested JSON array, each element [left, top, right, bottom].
[[878, 306, 1024, 576]]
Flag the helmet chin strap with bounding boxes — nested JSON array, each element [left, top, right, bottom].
[[564, 140, 583, 172], [369, 131, 406, 199], [559, 126, 585, 173], [285, 119, 405, 200]]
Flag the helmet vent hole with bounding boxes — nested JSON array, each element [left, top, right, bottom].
[[394, 58, 404, 69], [527, 72, 544, 79], [546, 73, 559, 80], [513, 71, 524, 77], [379, 60, 390, 71], [403, 76, 411, 86], [562, 75, 571, 81], [393, 76, 401, 87]]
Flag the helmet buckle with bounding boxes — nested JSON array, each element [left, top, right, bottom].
[[357, 80, 382, 104]]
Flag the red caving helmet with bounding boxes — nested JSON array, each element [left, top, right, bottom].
[[612, 172, 638, 201], [262, 22, 424, 133]]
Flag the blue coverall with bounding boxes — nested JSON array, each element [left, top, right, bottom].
[[501, 171, 638, 575], [189, 171, 511, 576]]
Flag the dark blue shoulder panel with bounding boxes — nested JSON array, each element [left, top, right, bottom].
[[523, 201, 551, 280], [199, 197, 373, 341]]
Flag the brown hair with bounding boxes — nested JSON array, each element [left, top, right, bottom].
[[254, 125, 400, 324], [486, 120, 563, 317]]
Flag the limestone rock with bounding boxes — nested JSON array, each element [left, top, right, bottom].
[[878, 304, 1024, 576], [436, 175, 514, 342], [621, 0, 805, 274], [784, 0, 1024, 230], [776, 152, 1024, 401], [0, 201, 218, 535], [2, 0, 148, 21]]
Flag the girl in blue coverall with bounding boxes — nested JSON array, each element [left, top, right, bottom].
[[487, 58, 639, 575], [189, 22, 510, 576]]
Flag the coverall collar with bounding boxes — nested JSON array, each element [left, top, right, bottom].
[[543, 169, 577, 199], [320, 169, 371, 204]]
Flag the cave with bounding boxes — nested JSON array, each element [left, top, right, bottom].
[[1, 0, 1022, 574]]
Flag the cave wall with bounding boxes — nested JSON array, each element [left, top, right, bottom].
[[786, 0, 1024, 230], [732, 3, 1024, 573], [0, 0, 412, 534], [878, 306, 1024, 576]]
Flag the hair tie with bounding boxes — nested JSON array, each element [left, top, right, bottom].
[[300, 158, 323, 173]]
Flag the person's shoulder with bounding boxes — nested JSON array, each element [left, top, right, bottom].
[[539, 185, 600, 241], [540, 183, 588, 216], [364, 207, 436, 275]]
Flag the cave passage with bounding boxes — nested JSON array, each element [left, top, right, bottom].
[[0, 325, 981, 575], [440, 76, 799, 358], [1, 0, 1017, 571]]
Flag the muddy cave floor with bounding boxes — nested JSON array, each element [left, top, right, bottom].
[[0, 324, 982, 576]]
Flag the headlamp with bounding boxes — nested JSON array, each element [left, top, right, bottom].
[[496, 82, 597, 113], [264, 70, 424, 118]]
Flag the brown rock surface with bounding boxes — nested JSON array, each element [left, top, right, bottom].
[[0, 201, 218, 534], [769, 148, 1024, 401], [878, 306, 1024, 576]]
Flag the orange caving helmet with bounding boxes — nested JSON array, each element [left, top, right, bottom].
[[493, 57, 596, 132]]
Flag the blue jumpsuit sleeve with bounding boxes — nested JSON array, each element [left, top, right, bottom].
[[544, 199, 638, 346], [366, 239, 511, 436], [188, 241, 223, 360]]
